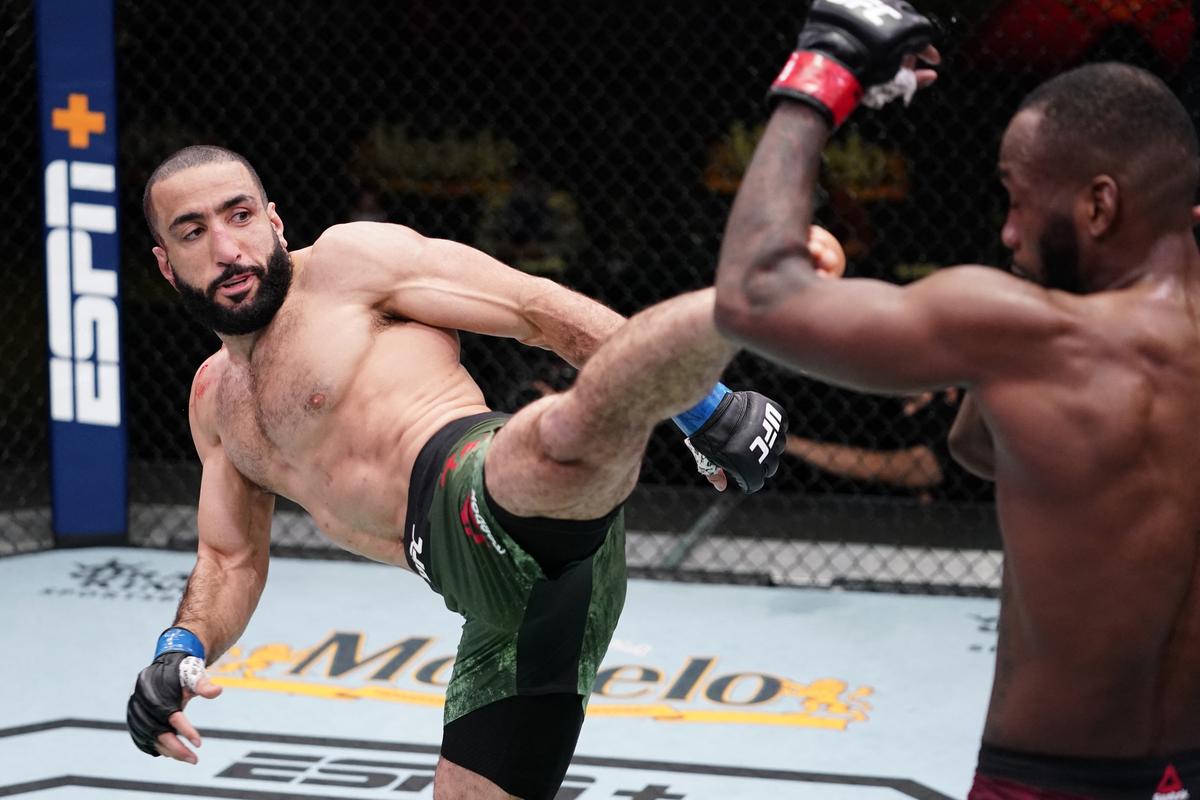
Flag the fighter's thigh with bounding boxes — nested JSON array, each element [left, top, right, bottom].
[[485, 393, 650, 520]]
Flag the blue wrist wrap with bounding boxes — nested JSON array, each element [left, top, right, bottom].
[[672, 383, 731, 436], [154, 627, 205, 660]]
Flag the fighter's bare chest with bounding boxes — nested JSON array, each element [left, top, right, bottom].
[[217, 360, 334, 451], [214, 315, 365, 471]]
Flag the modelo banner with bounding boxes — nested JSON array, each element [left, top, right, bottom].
[[35, 0, 126, 544]]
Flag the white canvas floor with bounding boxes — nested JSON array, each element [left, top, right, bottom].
[[0, 548, 1000, 799]]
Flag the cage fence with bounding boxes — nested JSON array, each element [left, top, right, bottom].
[[4, 0, 1197, 594]]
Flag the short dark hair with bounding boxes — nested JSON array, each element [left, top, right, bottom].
[[1018, 63, 1199, 221], [142, 145, 267, 243]]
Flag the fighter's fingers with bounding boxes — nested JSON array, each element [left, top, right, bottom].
[[915, 69, 938, 88], [191, 676, 223, 700], [808, 226, 847, 279], [902, 392, 933, 416], [902, 45, 940, 88], [168, 709, 203, 749], [179, 656, 222, 700], [155, 729, 198, 764], [707, 469, 729, 493], [1192, 204, 1199, 224]]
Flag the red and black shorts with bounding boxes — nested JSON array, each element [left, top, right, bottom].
[[970, 743, 1200, 800]]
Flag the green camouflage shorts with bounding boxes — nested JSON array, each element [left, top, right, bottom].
[[402, 412, 627, 724]]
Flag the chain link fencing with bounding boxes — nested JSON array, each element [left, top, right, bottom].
[[3, 0, 1197, 593], [0, 0, 50, 554]]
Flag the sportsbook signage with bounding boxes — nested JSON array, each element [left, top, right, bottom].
[[214, 630, 875, 730], [35, 0, 127, 540]]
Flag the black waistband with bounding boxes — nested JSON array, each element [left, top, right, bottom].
[[978, 742, 1200, 798], [401, 411, 510, 589]]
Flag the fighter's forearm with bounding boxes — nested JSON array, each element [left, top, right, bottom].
[[517, 279, 627, 368], [715, 103, 831, 316], [174, 552, 268, 665], [788, 437, 943, 489]]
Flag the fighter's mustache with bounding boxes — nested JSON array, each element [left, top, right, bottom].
[[208, 264, 265, 298]]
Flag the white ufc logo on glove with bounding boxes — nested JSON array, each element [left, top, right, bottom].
[[749, 404, 783, 463], [824, 0, 904, 26]]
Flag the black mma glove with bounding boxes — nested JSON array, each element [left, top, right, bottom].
[[687, 391, 787, 494], [127, 627, 207, 756], [770, 0, 935, 128]]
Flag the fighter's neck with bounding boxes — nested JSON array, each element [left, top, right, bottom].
[[218, 330, 266, 365], [1084, 230, 1200, 293], [217, 248, 307, 364]]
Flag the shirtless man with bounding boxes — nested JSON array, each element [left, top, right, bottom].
[[711, 1, 1200, 797], [124, 145, 794, 799]]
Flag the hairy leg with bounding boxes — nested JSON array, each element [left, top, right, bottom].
[[486, 288, 735, 519], [433, 758, 517, 800]]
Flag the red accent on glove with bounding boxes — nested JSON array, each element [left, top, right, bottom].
[[771, 51, 864, 128]]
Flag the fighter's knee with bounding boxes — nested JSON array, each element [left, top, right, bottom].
[[534, 394, 591, 463]]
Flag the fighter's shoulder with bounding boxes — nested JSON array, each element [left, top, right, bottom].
[[310, 221, 425, 264], [915, 264, 1034, 293], [914, 265, 1076, 320], [299, 223, 429, 292], [188, 351, 226, 436]]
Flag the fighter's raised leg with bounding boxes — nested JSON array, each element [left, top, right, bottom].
[[429, 288, 784, 800], [484, 287, 748, 521]]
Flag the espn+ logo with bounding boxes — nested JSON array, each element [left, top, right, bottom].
[[44, 158, 120, 426]]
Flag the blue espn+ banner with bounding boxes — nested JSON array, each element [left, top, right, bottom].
[[35, 0, 127, 543]]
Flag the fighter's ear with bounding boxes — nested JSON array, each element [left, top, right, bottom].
[[153, 246, 177, 290], [267, 201, 287, 249], [1083, 174, 1119, 239]]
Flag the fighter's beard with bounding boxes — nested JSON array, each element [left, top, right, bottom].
[[176, 236, 293, 335], [1038, 214, 1084, 294]]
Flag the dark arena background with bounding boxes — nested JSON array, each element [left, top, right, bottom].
[[1, 0, 1197, 593]]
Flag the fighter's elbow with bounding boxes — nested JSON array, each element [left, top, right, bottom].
[[714, 251, 814, 342], [713, 290, 764, 347]]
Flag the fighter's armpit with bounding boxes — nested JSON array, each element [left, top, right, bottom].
[[947, 391, 995, 481]]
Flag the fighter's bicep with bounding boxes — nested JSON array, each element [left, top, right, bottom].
[[195, 449, 274, 564], [387, 236, 545, 338], [719, 266, 1063, 393], [718, 275, 959, 392], [816, 277, 968, 389], [316, 222, 541, 339]]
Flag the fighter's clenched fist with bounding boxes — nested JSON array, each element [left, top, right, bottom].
[[770, 0, 939, 128]]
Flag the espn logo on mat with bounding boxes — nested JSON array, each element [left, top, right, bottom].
[[44, 152, 121, 426]]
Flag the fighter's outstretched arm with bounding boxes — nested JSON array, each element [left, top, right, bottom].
[[714, 1, 1075, 394], [126, 356, 274, 764], [715, 102, 1071, 394], [714, 101, 827, 326], [178, 355, 275, 663], [180, 446, 274, 664], [311, 221, 625, 368]]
